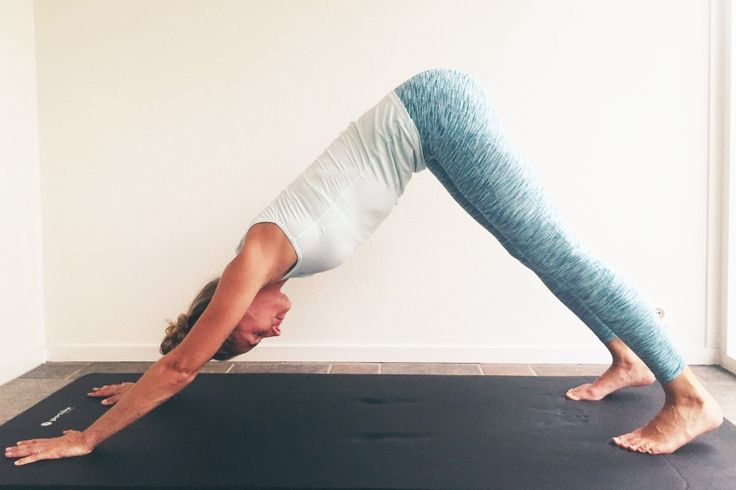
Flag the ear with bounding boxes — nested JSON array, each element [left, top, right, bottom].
[[267, 324, 282, 337]]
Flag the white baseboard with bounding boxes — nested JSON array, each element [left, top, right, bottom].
[[46, 343, 721, 365], [720, 355, 736, 374], [0, 345, 47, 385]]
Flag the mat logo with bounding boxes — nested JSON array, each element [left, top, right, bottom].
[[40, 406, 74, 427]]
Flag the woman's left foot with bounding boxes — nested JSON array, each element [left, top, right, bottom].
[[611, 388, 723, 454], [566, 360, 655, 401]]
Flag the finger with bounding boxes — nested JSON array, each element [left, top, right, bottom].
[[88, 385, 117, 396], [91, 384, 120, 391], [87, 386, 104, 396], [5, 446, 23, 457], [101, 395, 120, 405], [14, 450, 46, 466], [106, 395, 122, 405], [7, 443, 48, 458], [15, 439, 44, 445]]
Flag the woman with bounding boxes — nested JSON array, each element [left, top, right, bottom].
[[5, 68, 723, 466]]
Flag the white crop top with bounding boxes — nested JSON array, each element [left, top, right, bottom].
[[235, 90, 426, 280]]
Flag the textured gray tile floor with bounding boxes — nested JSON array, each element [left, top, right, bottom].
[[229, 362, 331, 374], [1, 362, 734, 425]]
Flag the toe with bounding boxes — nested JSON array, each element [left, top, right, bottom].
[[611, 435, 630, 449], [630, 436, 652, 453], [627, 435, 643, 448], [634, 441, 651, 453], [621, 438, 638, 450], [621, 428, 643, 443], [614, 431, 642, 451], [648, 441, 675, 455], [565, 389, 580, 400], [613, 439, 634, 452], [566, 384, 597, 401], [614, 431, 633, 444]]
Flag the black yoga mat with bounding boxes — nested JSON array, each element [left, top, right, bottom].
[[1, 373, 735, 489]]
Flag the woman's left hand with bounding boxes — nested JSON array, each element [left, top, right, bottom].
[[4, 429, 94, 466]]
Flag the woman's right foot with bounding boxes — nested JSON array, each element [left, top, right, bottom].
[[565, 360, 656, 401]]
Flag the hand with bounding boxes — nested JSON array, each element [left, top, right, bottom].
[[87, 382, 135, 405], [4, 429, 94, 466]]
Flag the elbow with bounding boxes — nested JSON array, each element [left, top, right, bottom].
[[159, 357, 198, 386], [170, 367, 196, 386]]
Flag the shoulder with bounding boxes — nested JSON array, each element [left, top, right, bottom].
[[237, 223, 297, 284]]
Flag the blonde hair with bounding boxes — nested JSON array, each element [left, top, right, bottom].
[[160, 277, 235, 361]]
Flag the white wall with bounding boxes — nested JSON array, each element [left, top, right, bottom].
[[0, 0, 45, 384], [33, 0, 715, 363]]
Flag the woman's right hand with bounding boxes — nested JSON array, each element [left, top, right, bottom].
[[87, 382, 135, 405]]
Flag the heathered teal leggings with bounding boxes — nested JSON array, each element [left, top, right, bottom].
[[393, 68, 685, 383]]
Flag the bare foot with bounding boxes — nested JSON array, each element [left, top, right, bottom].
[[611, 385, 723, 454], [566, 360, 656, 401]]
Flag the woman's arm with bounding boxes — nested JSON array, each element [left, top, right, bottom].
[[6, 244, 276, 465]]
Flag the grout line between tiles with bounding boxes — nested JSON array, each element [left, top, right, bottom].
[[378, 363, 382, 375], [326, 364, 333, 374], [64, 367, 87, 380], [475, 364, 483, 375], [225, 364, 234, 373], [529, 365, 538, 376]]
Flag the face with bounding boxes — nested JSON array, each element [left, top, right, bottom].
[[228, 281, 292, 355]]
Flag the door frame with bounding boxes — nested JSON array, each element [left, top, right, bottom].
[[710, 0, 736, 373]]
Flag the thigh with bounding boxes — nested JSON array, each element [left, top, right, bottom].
[[426, 156, 533, 268], [396, 69, 585, 274]]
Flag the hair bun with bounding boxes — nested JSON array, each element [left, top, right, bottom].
[[160, 313, 190, 354], [160, 277, 222, 357]]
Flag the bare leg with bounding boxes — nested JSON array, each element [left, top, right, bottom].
[[611, 366, 723, 454], [565, 337, 656, 401]]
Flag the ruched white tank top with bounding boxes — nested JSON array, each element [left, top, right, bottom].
[[235, 90, 426, 280]]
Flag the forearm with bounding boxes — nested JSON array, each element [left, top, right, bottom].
[[82, 360, 191, 449], [79, 246, 273, 448]]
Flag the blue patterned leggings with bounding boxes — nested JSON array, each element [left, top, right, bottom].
[[393, 68, 685, 383]]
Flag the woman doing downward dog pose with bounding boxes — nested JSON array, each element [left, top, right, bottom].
[[5, 68, 723, 466]]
